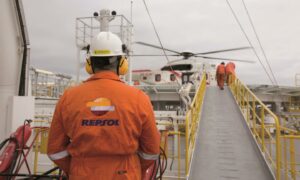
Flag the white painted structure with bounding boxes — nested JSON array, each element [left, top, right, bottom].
[[7, 96, 35, 133], [0, 0, 33, 140], [0, 0, 22, 140]]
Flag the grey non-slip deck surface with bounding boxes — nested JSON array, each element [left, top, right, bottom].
[[189, 87, 273, 180]]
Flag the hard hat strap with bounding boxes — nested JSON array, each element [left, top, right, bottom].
[[116, 56, 121, 75]]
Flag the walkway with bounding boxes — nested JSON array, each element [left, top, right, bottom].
[[189, 86, 274, 180]]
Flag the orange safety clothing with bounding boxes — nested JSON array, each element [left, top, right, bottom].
[[216, 64, 225, 89], [225, 62, 236, 85], [47, 71, 160, 180], [216, 64, 225, 75]]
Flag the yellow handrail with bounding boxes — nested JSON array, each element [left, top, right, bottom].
[[168, 131, 182, 178], [185, 74, 206, 176], [229, 75, 300, 180], [229, 75, 281, 179]]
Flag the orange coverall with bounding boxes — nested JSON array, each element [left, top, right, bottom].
[[225, 62, 236, 85], [47, 71, 160, 180], [216, 64, 226, 89]]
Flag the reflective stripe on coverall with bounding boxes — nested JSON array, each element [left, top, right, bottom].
[[216, 64, 226, 89], [225, 62, 236, 85], [47, 71, 160, 180]]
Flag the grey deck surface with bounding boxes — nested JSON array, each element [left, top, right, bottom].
[[189, 86, 274, 180]]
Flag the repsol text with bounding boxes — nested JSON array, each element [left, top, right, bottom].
[[81, 119, 119, 126]]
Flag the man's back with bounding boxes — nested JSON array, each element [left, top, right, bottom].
[[63, 72, 147, 155], [225, 62, 235, 75], [216, 64, 225, 74], [48, 71, 160, 179]]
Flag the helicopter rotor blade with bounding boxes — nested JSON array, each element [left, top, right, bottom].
[[195, 47, 251, 55], [194, 55, 255, 63], [129, 54, 180, 57], [134, 41, 181, 54]]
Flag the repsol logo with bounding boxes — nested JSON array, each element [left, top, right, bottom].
[[81, 119, 119, 126]]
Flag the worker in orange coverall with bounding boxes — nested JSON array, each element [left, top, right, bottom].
[[225, 62, 236, 85], [216, 62, 226, 90], [47, 31, 160, 180]]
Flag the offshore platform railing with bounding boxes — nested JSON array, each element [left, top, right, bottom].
[[185, 73, 207, 176], [229, 75, 300, 180], [30, 67, 74, 98], [155, 74, 207, 179]]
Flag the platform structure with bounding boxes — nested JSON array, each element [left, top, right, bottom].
[[143, 74, 300, 180], [4, 72, 299, 179]]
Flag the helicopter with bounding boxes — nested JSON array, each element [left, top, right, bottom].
[[130, 42, 254, 86]]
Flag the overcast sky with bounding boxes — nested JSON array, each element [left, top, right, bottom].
[[23, 0, 300, 86]]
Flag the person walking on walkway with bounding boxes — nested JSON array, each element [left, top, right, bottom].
[[216, 62, 226, 90], [225, 62, 236, 85]]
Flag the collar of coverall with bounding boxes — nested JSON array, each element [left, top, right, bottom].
[[85, 71, 122, 83]]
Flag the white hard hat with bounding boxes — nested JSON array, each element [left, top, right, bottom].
[[90, 31, 124, 57]]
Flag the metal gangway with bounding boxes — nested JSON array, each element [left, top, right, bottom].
[[189, 86, 273, 179]]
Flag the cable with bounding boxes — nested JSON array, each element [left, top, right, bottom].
[[157, 146, 167, 179], [15, 0, 28, 96], [225, 0, 275, 85], [150, 160, 157, 180], [148, 146, 168, 180], [0, 138, 10, 150], [241, 0, 288, 108], [157, 146, 168, 179], [141, 0, 198, 112], [141, 0, 182, 87], [241, 0, 278, 86], [6, 137, 19, 180]]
